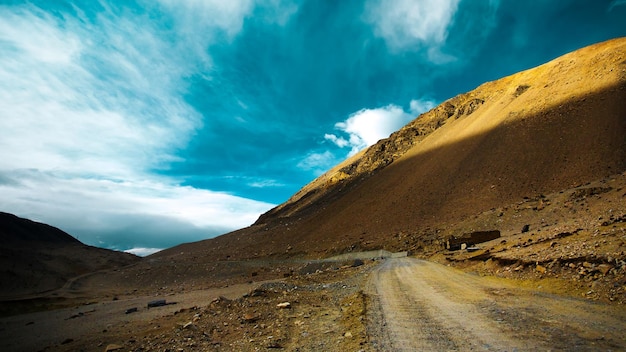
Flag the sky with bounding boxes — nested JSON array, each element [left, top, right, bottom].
[[1, 0, 625, 256]]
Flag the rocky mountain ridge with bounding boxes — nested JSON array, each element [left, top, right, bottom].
[[257, 91, 487, 224], [254, 37, 625, 236]]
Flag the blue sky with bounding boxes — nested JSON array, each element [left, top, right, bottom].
[[1, 0, 625, 256]]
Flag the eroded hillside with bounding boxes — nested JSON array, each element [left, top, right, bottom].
[[154, 37, 625, 262]]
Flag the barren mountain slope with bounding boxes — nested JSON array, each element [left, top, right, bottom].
[[155, 37, 626, 261], [0, 213, 139, 298]]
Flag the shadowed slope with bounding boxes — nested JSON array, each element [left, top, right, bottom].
[[0, 213, 139, 298], [0, 212, 81, 245], [155, 37, 626, 261]]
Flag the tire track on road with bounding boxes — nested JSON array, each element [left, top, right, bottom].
[[369, 258, 538, 351]]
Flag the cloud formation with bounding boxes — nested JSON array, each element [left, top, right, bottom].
[[0, 2, 277, 251], [364, 0, 460, 61], [0, 169, 273, 251], [297, 151, 339, 176], [325, 99, 435, 156], [0, 4, 201, 174], [124, 247, 164, 257]]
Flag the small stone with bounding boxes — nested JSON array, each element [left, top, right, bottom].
[[344, 331, 353, 338], [267, 341, 283, 349], [243, 313, 260, 323], [147, 299, 167, 308], [276, 302, 291, 309], [182, 321, 195, 330], [598, 264, 613, 275], [536, 264, 547, 274], [105, 344, 123, 352]]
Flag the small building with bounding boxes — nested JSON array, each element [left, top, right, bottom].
[[445, 230, 500, 251]]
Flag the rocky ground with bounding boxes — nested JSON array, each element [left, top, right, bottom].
[[7, 250, 624, 351], [99, 262, 374, 352], [1, 172, 624, 351], [0, 259, 376, 352], [430, 172, 626, 305]]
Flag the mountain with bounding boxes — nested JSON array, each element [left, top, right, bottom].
[[152, 37, 625, 262], [0, 212, 139, 298], [0, 212, 81, 245]]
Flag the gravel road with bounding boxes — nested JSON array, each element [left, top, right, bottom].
[[367, 257, 626, 351]]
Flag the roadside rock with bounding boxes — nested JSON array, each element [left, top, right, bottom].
[[536, 264, 547, 274], [243, 313, 260, 323], [277, 302, 291, 309], [104, 344, 123, 352], [597, 264, 613, 275]]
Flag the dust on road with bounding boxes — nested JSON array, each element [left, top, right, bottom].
[[367, 257, 626, 351]]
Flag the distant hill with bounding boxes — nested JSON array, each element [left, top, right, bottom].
[[0, 212, 139, 298], [0, 212, 81, 245], [153, 37, 626, 261]]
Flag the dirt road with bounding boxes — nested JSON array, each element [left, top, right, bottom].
[[367, 257, 626, 351]]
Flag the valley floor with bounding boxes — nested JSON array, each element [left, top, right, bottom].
[[1, 256, 625, 351]]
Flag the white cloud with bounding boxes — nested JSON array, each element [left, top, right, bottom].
[[248, 179, 285, 188], [0, 3, 280, 250], [410, 99, 437, 115], [324, 134, 349, 148], [153, 0, 298, 52], [0, 8, 81, 64], [155, 0, 254, 35], [0, 5, 201, 175], [124, 247, 164, 257], [257, 0, 299, 26], [326, 99, 435, 156], [364, 0, 460, 58], [338, 105, 408, 147], [153, 0, 254, 65], [0, 170, 274, 249], [297, 151, 338, 176]]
